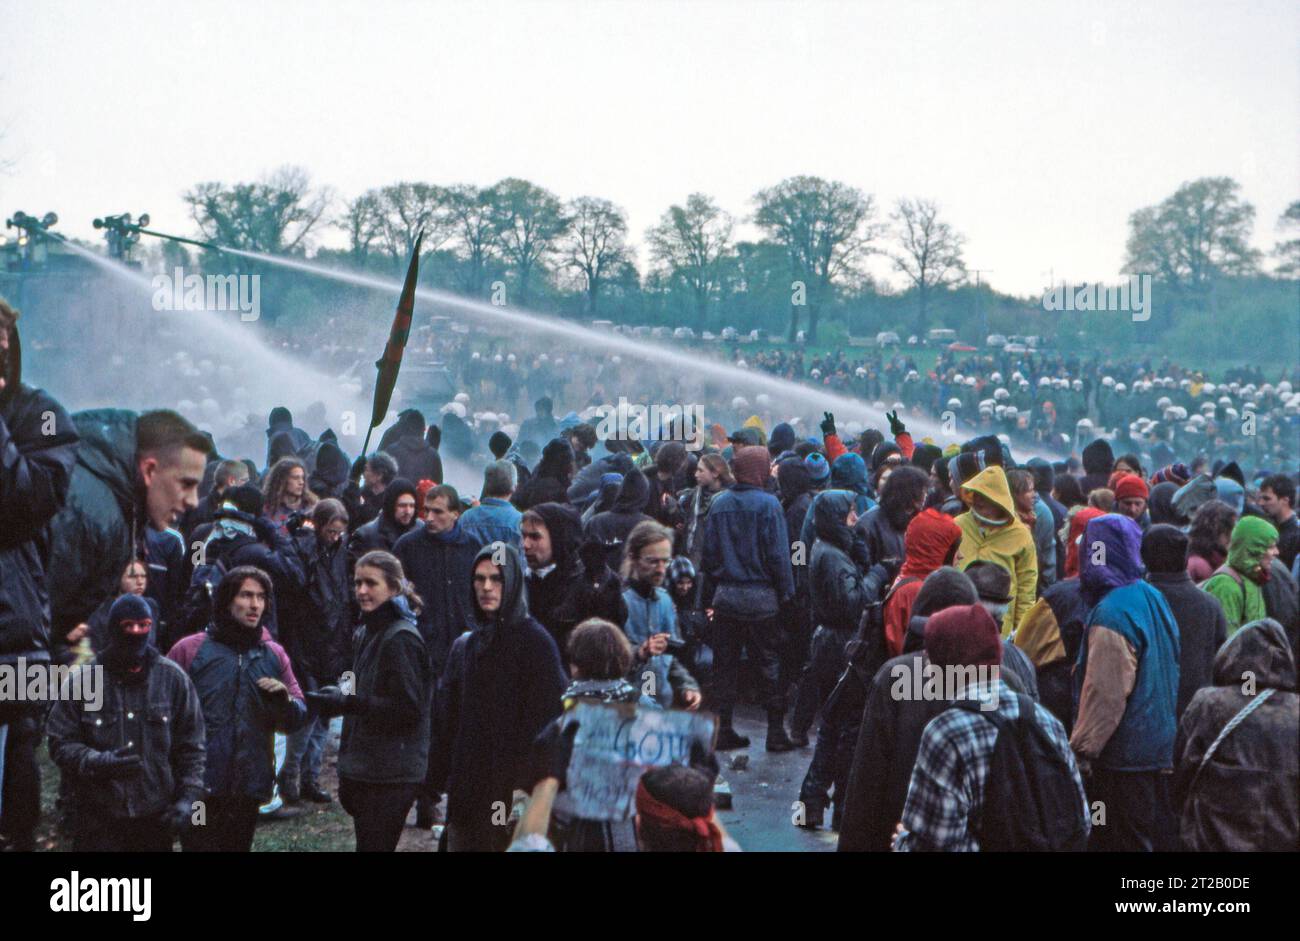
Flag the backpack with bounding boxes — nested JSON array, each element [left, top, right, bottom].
[[178, 555, 229, 638], [951, 693, 1089, 852]]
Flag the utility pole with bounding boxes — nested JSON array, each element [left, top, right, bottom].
[[970, 268, 993, 340]]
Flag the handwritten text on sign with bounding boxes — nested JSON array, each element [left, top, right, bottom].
[[560, 701, 715, 822]]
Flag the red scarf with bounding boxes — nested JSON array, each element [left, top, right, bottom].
[[635, 777, 724, 852]]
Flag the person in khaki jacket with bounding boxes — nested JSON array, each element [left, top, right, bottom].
[[951, 465, 1037, 636]]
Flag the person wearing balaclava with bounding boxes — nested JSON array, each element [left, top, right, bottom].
[[167, 566, 307, 851], [48, 594, 206, 851], [1201, 516, 1279, 634], [1071, 514, 1180, 852], [430, 544, 566, 852]]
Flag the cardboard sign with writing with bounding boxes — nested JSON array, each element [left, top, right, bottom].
[[558, 701, 716, 822]]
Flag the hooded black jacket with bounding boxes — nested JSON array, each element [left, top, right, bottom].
[[387, 434, 444, 487], [47, 410, 151, 652], [810, 492, 869, 634], [584, 467, 653, 573], [431, 544, 566, 845], [524, 502, 627, 666], [513, 438, 574, 511], [349, 478, 420, 566], [0, 327, 79, 666]]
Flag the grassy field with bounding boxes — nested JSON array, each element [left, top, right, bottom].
[[33, 742, 439, 852]]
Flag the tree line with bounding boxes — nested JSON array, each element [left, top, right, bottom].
[[177, 169, 1298, 355]]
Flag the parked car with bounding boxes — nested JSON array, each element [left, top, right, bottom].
[[721, 326, 738, 341], [651, 326, 671, 338], [926, 328, 957, 346], [876, 331, 901, 347], [986, 334, 1008, 348], [673, 326, 696, 340], [701, 330, 717, 341]]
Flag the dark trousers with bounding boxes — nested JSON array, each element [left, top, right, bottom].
[[339, 777, 418, 852], [792, 625, 850, 736], [712, 612, 784, 728], [180, 795, 261, 852], [0, 702, 42, 850], [797, 628, 857, 825], [1086, 768, 1178, 852], [72, 815, 174, 852]]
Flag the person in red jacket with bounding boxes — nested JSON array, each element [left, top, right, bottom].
[[882, 509, 962, 657]]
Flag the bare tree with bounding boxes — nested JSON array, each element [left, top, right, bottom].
[[646, 193, 734, 332], [446, 184, 499, 297], [375, 182, 453, 262], [335, 190, 384, 263], [563, 196, 630, 315], [752, 176, 879, 341], [1273, 199, 1300, 279], [183, 164, 332, 254], [488, 178, 570, 307], [890, 197, 967, 335]]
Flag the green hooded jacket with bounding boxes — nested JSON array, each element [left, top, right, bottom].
[[1202, 516, 1278, 634]]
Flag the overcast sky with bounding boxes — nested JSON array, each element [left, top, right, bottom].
[[2, 0, 1296, 296]]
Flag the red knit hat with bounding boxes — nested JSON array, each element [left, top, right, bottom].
[[731, 446, 771, 488], [924, 603, 1002, 669], [1113, 474, 1149, 502]]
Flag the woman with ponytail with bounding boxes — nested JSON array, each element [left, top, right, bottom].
[[307, 550, 431, 851]]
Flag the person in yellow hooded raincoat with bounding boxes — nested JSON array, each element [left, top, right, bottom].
[[952, 465, 1038, 636]]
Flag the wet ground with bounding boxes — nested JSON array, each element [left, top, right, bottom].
[[713, 704, 838, 852]]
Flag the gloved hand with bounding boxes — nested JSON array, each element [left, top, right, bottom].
[[87, 745, 143, 780], [820, 411, 836, 437], [286, 511, 307, 534], [306, 685, 356, 717], [427, 425, 441, 450], [253, 516, 279, 545], [886, 410, 907, 438]]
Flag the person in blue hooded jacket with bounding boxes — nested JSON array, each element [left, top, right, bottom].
[[1070, 513, 1181, 852], [701, 446, 795, 751], [620, 520, 700, 709]]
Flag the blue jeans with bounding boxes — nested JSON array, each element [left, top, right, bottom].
[[286, 716, 330, 782]]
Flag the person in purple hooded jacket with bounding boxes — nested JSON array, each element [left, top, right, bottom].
[[1070, 513, 1181, 852]]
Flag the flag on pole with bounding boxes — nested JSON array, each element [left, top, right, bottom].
[[361, 230, 423, 458]]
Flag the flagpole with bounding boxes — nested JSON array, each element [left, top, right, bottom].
[[353, 230, 424, 483]]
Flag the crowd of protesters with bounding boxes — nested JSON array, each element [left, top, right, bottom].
[[1, 293, 1297, 853]]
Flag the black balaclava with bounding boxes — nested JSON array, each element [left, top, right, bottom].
[[102, 593, 155, 679]]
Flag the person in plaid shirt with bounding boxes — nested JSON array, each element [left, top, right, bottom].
[[893, 604, 1089, 852]]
